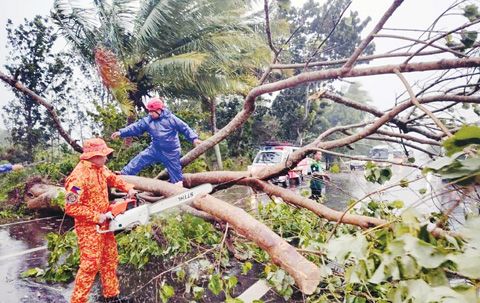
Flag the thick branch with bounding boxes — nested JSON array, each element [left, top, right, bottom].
[[181, 57, 480, 169], [182, 173, 386, 228], [270, 42, 480, 70], [120, 175, 322, 294], [321, 91, 441, 140], [0, 70, 83, 153]]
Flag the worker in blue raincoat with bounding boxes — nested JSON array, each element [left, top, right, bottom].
[[111, 97, 202, 185], [0, 163, 23, 174]]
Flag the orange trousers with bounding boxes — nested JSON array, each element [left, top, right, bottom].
[[70, 226, 119, 303]]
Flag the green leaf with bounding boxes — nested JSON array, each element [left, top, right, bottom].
[[327, 234, 368, 262], [241, 261, 252, 275], [226, 276, 238, 289], [159, 283, 175, 303], [208, 274, 223, 295], [464, 4, 480, 21], [21, 267, 44, 278], [192, 286, 205, 300], [443, 125, 480, 156], [460, 30, 478, 48], [400, 234, 447, 268], [399, 179, 409, 188]]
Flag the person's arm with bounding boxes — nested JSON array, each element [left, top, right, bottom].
[[112, 118, 148, 139], [105, 169, 136, 197], [172, 115, 199, 143], [64, 175, 101, 224], [0, 163, 13, 174]]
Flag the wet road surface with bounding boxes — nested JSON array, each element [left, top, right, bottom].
[[0, 217, 74, 302]]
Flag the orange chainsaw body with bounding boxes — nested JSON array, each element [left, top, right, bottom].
[[108, 198, 137, 217]]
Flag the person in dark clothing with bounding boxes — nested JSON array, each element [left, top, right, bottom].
[[309, 152, 329, 200]]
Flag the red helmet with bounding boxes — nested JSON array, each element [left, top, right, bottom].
[[146, 97, 165, 111]]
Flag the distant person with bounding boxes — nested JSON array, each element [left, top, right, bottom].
[[65, 138, 137, 303], [0, 163, 24, 174], [111, 97, 202, 185], [310, 151, 329, 200]]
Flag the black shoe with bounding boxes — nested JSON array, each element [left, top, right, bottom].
[[103, 295, 133, 303]]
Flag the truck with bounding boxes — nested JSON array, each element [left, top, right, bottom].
[[248, 144, 311, 187]]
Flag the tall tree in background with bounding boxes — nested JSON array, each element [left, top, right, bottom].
[[3, 16, 73, 160], [216, 95, 276, 159], [53, 0, 270, 168], [271, 0, 374, 145]]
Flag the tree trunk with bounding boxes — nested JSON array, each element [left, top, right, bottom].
[[24, 176, 322, 294], [25, 183, 64, 212], [208, 97, 223, 170], [120, 175, 321, 294]]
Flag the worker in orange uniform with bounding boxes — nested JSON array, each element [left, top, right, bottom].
[[65, 138, 137, 303]]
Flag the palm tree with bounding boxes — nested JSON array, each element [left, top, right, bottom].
[[52, 0, 270, 167], [52, 0, 270, 111]]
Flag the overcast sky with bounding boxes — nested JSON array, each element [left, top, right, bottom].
[[0, 0, 475, 130]]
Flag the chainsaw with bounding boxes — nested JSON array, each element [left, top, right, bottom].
[[96, 183, 213, 233]]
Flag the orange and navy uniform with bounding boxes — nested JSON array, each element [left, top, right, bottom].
[[65, 160, 134, 303]]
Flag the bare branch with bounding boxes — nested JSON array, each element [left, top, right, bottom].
[[317, 121, 371, 141], [312, 147, 420, 168], [404, 18, 480, 64], [394, 69, 453, 137], [374, 34, 467, 58], [321, 91, 442, 140], [0, 70, 83, 153], [271, 42, 480, 70], [341, 0, 404, 71], [375, 129, 440, 146], [263, 0, 277, 55]]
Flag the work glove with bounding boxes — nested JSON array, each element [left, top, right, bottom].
[[98, 212, 114, 224]]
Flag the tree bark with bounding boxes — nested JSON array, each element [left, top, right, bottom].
[[25, 176, 322, 294], [180, 57, 480, 169], [209, 97, 223, 170], [0, 70, 83, 153], [182, 173, 386, 228], [119, 175, 322, 294], [25, 183, 64, 212]]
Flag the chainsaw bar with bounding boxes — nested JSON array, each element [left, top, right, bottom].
[[97, 183, 213, 233]]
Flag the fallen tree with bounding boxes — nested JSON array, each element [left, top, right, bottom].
[[24, 176, 323, 294]]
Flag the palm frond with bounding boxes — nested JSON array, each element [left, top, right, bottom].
[[145, 52, 209, 83]]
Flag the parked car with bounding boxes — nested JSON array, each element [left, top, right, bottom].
[[248, 145, 311, 187], [368, 145, 408, 166], [347, 157, 366, 170]]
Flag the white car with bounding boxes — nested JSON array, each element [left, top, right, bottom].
[[248, 146, 310, 187]]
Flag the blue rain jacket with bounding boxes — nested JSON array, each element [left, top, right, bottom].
[[0, 163, 13, 174], [118, 109, 198, 183]]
